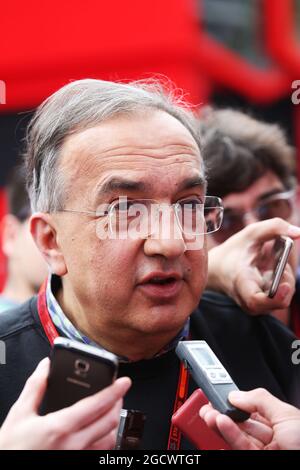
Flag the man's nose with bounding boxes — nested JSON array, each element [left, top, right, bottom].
[[144, 235, 186, 259], [143, 209, 186, 259]]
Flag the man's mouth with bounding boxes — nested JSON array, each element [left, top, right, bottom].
[[148, 276, 178, 285], [138, 273, 184, 300]]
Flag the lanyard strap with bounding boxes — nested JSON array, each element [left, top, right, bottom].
[[37, 279, 59, 345], [38, 279, 189, 449], [167, 361, 190, 450]]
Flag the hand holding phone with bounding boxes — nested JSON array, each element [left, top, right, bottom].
[[176, 340, 250, 422], [39, 337, 118, 415], [0, 355, 131, 450]]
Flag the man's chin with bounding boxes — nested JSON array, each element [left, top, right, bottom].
[[133, 307, 190, 335]]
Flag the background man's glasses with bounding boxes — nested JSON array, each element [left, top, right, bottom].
[[60, 195, 224, 239], [213, 189, 295, 243]]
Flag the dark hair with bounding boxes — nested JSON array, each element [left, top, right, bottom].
[[199, 108, 296, 198], [6, 165, 31, 221]]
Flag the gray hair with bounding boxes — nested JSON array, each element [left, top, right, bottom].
[[24, 79, 201, 212]]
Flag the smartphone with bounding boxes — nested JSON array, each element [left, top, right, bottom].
[[268, 236, 294, 298], [172, 389, 231, 450], [115, 409, 146, 450], [176, 340, 250, 422], [39, 337, 118, 415]]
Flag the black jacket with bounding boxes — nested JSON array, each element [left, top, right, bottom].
[[0, 290, 299, 449]]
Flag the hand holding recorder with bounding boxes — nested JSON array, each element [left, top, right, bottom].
[[173, 340, 249, 450], [176, 340, 250, 422], [200, 388, 300, 450]]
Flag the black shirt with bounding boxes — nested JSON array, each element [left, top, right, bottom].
[[0, 290, 299, 449]]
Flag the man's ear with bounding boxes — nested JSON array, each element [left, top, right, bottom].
[[30, 213, 67, 276], [1, 214, 21, 258]]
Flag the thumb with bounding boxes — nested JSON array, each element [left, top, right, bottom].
[[228, 388, 288, 423], [17, 357, 50, 414]]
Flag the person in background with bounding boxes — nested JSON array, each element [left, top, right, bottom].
[[199, 108, 300, 335], [0, 167, 48, 312]]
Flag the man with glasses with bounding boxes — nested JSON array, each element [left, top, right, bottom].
[[200, 107, 300, 335], [0, 80, 299, 450]]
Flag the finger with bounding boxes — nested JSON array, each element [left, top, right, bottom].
[[50, 377, 131, 432], [199, 403, 270, 446], [72, 399, 122, 450], [234, 272, 272, 314], [269, 284, 294, 309], [216, 414, 261, 450], [86, 429, 117, 450], [228, 388, 292, 423], [236, 275, 294, 314], [263, 264, 296, 302], [14, 357, 50, 414], [199, 403, 214, 420], [241, 219, 300, 244], [271, 265, 296, 307], [200, 408, 220, 434], [244, 288, 292, 314], [250, 411, 271, 427], [239, 418, 273, 445]]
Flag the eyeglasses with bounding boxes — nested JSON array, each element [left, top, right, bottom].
[[213, 189, 295, 244], [59, 195, 224, 239]]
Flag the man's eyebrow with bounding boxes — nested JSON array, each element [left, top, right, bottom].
[[95, 175, 206, 199], [96, 177, 149, 197], [177, 175, 206, 192]]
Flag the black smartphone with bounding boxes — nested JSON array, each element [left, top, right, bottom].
[[39, 337, 118, 415], [268, 236, 294, 298], [176, 340, 250, 422]]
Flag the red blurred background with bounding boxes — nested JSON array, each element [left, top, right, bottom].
[[0, 0, 299, 288]]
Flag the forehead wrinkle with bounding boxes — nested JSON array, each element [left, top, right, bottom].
[[60, 118, 202, 170], [61, 141, 202, 186], [65, 145, 202, 181], [91, 166, 206, 205], [64, 120, 200, 154], [94, 157, 205, 186], [60, 130, 204, 207], [90, 143, 200, 160]]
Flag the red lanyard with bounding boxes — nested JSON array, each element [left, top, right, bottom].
[[38, 278, 190, 450], [37, 279, 59, 345], [167, 361, 190, 450]]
